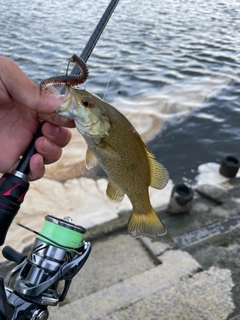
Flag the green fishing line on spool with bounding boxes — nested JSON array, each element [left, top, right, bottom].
[[38, 215, 86, 251]]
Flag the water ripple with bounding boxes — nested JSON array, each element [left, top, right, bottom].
[[0, 0, 240, 181]]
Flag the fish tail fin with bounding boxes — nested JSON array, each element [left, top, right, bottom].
[[127, 208, 166, 239]]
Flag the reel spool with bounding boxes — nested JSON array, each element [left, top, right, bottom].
[[38, 215, 86, 251], [4, 215, 91, 309]]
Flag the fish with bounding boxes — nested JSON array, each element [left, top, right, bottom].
[[55, 87, 169, 238]]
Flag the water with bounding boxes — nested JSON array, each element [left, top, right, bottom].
[[1, 0, 240, 183]]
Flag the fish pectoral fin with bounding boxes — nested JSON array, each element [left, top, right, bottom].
[[99, 141, 121, 160], [85, 147, 98, 170], [127, 208, 166, 239], [106, 180, 125, 203], [145, 146, 169, 190]]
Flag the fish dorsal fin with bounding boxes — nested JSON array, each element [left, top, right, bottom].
[[106, 180, 125, 203], [85, 147, 98, 170], [145, 146, 169, 190]]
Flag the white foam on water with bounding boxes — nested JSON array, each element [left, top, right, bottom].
[[111, 74, 231, 141], [194, 162, 240, 186], [113, 75, 231, 116]]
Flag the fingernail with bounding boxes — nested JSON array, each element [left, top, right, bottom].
[[38, 157, 44, 168], [47, 94, 64, 109], [55, 95, 64, 102], [42, 139, 52, 152]]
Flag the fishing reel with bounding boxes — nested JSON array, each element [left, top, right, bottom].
[[0, 215, 91, 320]]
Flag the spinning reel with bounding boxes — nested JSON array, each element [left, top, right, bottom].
[[0, 215, 91, 320]]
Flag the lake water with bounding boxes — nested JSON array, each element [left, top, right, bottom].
[[1, 0, 240, 183]]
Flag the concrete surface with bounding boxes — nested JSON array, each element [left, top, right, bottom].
[[2, 179, 240, 319], [49, 249, 233, 320]]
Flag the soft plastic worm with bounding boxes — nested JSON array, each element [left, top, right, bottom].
[[40, 54, 89, 90]]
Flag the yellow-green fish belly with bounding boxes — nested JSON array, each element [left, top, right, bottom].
[[84, 120, 151, 197]]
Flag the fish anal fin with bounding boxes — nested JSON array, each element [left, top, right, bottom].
[[85, 147, 98, 170], [127, 208, 166, 239], [144, 146, 169, 190], [106, 180, 125, 203]]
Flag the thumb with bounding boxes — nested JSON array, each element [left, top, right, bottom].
[[37, 90, 64, 114], [1, 57, 63, 114]]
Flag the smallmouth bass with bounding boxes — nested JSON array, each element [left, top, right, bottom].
[[56, 87, 169, 238]]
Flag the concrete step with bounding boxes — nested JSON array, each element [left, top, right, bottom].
[[49, 249, 234, 320]]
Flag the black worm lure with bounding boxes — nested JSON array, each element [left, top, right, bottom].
[[40, 54, 89, 90]]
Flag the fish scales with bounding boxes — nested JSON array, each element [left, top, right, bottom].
[[84, 118, 150, 192], [84, 119, 154, 216], [56, 87, 169, 238]]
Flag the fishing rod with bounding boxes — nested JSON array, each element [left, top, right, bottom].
[[0, 0, 121, 246], [68, 0, 121, 78], [0, 1, 121, 319]]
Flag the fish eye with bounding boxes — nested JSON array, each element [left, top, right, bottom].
[[81, 99, 93, 108]]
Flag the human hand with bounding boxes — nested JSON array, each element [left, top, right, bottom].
[[0, 56, 75, 181]]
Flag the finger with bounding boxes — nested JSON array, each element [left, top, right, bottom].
[[34, 136, 62, 165], [39, 113, 76, 128], [27, 154, 45, 181], [0, 57, 63, 114], [41, 122, 72, 148]]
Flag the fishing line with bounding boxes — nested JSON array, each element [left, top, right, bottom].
[[101, 0, 129, 101], [70, 0, 126, 219], [61, 0, 142, 222], [103, 55, 118, 100], [18, 215, 86, 253], [58, 0, 122, 222], [102, 0, 141, 101], [74, 169, 86, 223]]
